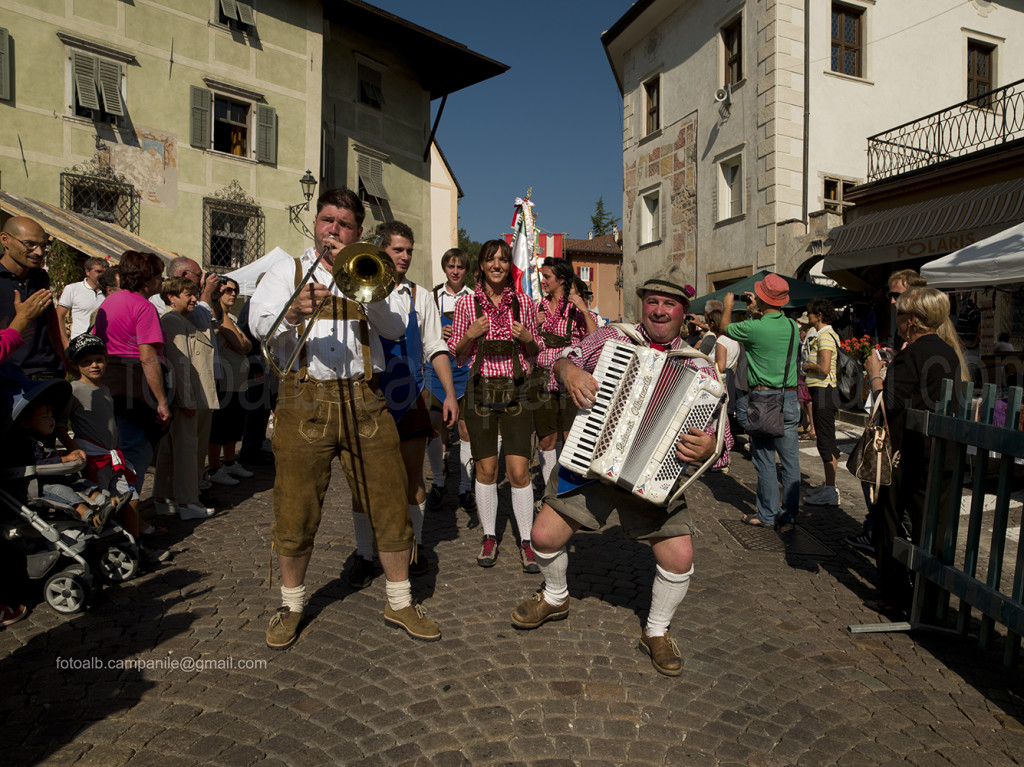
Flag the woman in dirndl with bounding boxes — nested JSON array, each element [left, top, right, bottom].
[[449, 239, 541, 572], [532, 257, 597, 493]]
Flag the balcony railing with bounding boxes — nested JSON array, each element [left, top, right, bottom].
[[867, 77, 1024, 182]]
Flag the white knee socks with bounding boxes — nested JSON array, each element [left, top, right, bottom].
[[537, 448, 557, 490], [352, 511, 376, 560], [535, 547, 568, 606], [385, 578, 412, 611], [426, 437, 445, 489], [645, 563, 693, 637], [409, 502, 425, 544], [280, 584, 307, 614], [459, 439, 473, 493], [476, 480, 498, 536], [511, 485, 535, 543]]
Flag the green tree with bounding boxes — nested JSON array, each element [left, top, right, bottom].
[[590, 196, 620, 236], [458, 226, 482, 286]]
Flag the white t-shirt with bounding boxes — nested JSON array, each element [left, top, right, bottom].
[[59, 280, 106, 338], [715, 335, 741, 372]]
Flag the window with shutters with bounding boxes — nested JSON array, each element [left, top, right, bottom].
[[189, 85, 276, 164], [71, 51, 124, 124], [576, 266, 593, 282], [639, 187, 660, 246], [203, 181, 264, 270], [356, 152, 389, 203], [0, 28, 11, 102], [216, 0, 256, 35], [722, 17, 742, 87], [717, 155, 743, 222], [358, 65, 384, 110], [643, 76, 660, 136]]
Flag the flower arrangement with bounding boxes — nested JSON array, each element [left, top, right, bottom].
[[841, 335, 876, 363]]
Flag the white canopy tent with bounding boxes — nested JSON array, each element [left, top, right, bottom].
[[224, 247, 294, 296], [922, 222, 1024, 289]]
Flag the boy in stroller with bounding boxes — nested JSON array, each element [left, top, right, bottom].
[[10, 380, 130, 528]]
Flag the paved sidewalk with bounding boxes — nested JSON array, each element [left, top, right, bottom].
[[1, 436, 1022, 766]]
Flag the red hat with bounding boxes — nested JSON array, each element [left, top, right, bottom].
[[753, 272, 789, 307]]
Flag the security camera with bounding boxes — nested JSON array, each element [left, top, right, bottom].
[[714, 87, 731, 104]]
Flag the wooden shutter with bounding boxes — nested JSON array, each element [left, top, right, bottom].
[[73, 51, 100, 111], [190, 85, 211, 149], [358, 154, 388, 199], [236, 1, 255, 27], [0, 28, 10, 101], [219, 0, 238, 21], [255, 104, 276, 164], [97, 59, 123, 117]]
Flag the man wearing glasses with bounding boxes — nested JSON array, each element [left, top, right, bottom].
[[0, 217, 65, 380]]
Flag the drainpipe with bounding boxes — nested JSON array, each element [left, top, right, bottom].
[[801, 0, 810, 226]]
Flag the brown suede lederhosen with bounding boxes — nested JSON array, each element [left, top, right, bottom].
[[270, 257, 412, 557]]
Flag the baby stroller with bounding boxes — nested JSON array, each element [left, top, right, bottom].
[[0, 380, 140, 614]]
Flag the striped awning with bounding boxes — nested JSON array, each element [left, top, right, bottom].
[[823, 177, 1024, 273], [0, 189, 175, 265]]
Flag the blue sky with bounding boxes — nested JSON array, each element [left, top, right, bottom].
[[368, 0, 634, 243]]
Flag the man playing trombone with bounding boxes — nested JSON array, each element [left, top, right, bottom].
[[249, 187, 441, 649]]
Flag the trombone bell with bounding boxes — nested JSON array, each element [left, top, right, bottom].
[[333, 242, 397, 304]]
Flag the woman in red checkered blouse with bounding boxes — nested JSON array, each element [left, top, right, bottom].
[[449, 239, 541, 571]]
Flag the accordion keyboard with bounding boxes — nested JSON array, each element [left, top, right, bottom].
[[559, 341, 637, 476]]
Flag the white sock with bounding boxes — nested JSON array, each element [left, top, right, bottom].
[[409, 502, 425, 544], [537, 448, 557, 489], [384, 578, 412, 611], [459, 439, 474, 493], [645, 563, 693, 637], [352, 511, 376, 560], [280, 584, 306, 614], [426, 437, 445, 488], [510, 485, 535, 544], [476, 480, 498, 536], [535, 547, 568, 606]]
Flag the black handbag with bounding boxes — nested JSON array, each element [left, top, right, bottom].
[[744, 320, 796, 439], [847, 395, 899, 503]]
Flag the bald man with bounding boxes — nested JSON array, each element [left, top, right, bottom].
[[0, 217, 65, 379]]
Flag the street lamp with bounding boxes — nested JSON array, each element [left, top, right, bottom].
[[288, 170, 318, 238]]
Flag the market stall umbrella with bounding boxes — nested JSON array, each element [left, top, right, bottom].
[[689, 270, 858, 314], [921, 221, 1024, 289]]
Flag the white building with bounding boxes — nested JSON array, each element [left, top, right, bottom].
[[602, 0, 1024, 315]]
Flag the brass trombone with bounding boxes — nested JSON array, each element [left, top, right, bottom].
[[260, 239, 397, 378]]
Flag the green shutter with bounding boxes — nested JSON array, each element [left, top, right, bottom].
[[236, 1, 255, 27], [219, 0, 238, 21], [73, 51, 100, 111], [97, 59, 123, 117], [190, 85, 211, 149], [255, 104, 276, 164], [0, 28, 10, 101]]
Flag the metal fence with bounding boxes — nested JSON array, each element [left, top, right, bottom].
[[867, 77, 1024, 182], [60, 169, 140, 234]]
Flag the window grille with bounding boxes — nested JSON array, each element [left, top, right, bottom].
[[202, 180, 264, 271], [60, 155, 140, 233]]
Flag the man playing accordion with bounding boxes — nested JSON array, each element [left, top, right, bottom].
[[510, 278, 731, 676]]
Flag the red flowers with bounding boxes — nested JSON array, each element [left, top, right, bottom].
[[841, 335, 874, 362]]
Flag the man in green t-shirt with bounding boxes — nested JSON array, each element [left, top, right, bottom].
[[721, 273, 800, 529]]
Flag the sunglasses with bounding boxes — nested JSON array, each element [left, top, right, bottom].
[[221, 287, 238, 295], [887, 290, 903, 301]]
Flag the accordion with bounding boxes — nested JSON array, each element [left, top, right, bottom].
[[559, 339, 727, 506]]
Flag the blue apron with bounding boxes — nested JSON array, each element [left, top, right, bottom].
[[378, 293, 424, 422], [424, 308, 470, 402]]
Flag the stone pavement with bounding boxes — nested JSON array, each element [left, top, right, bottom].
[[1, 431, 1023, 767]]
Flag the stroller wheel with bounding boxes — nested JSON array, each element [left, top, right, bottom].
[[44, 568, 91, 614], [97, 543, 140, 583]]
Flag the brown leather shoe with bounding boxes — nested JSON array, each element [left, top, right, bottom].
[[510, 592, 568, 629], [384, 603, 441, 642], [639, 630, 682, 676], [266, 606, 302, 650]]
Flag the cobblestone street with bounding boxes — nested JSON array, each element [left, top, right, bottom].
[[2, 433, 1023, 767]]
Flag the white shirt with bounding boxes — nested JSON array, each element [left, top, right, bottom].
[[59, 280, 105, 338], [715, 334, 741, 372], [249, 246, 405, 380], [388, 278, 448, 364], [433, 283, 473, 318]]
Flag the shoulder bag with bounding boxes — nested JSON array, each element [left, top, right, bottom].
[[744, 319, 796, 438], [847, 394, 899, 503]]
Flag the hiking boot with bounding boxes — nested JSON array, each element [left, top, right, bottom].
[[639, 630, 682, 676], [409, 544, 430, 576], [845, 531, 874, 553], [520, 540, 540, 574], [426, 484, 444, 510], [345, 552, 375, 589], [266, 606, 302, 649], [510, 591, 569, 629], [384, 603, 441, 642], [477, 535, 498, 567]]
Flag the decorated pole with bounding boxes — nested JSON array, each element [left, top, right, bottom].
[[509, 190, 541, 302]]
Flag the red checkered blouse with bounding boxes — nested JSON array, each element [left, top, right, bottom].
[[448, 285, 541, 378], [535, 296, 592, 389]]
